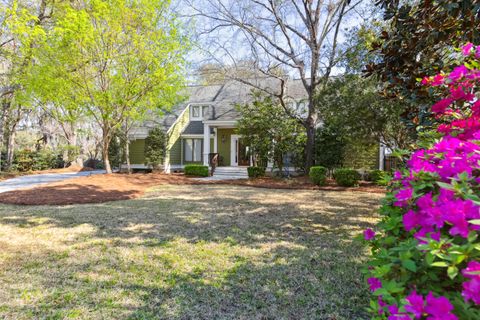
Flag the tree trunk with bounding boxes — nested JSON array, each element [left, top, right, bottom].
[[125, 136, 131, 174], [6, 128, 16, 171], [102, 129, 112, 174], [0, 102, 8, 172], [305, 121, 316, 173], [66, 128, 83, 167]]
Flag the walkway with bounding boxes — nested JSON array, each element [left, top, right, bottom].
[[0, 170, 106, 194]]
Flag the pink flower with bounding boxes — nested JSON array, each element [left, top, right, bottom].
[[403, 210, 419, 231], [421, 77, 430, 85], [394, 188, 413, 207], [462, 42, 474, 56], [461, 261, 480, 304], [462, 261, 480, 279], [388, 305, 412, 320], [424, 292, 456, 318], [431, 74, 445, 86], [449, 65, 469, 81], [364, 228, 376, 240], [367, 277, 382, 292], [378, 296, 387, 315], [431, 98, 453, 113], [462, 278, 480, 304], [405, 290, 424, 319]]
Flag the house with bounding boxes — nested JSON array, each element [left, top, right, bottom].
[[127, 78, 307, 173]]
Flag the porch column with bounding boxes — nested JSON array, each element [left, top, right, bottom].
[[213, 128, 218, 153], [379, 143, 385, 171], [203, 123, 210, 166]]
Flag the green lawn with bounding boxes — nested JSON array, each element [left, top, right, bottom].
[[0, 185, 381, 319]]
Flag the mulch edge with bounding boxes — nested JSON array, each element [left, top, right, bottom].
[[0, 174, 385, 206]]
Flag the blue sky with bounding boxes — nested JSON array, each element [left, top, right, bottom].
[[173, 0, 379, 83]]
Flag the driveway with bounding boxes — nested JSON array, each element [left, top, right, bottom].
[[0, 170, 106, 194]]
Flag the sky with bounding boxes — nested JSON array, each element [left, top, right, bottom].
[[173, 0, 379, 84]]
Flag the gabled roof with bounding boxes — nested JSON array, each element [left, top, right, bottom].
[[183, 78, 307, 122], [135, 78, 308, 133]]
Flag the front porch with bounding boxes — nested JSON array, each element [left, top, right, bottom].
[[197, 120, 251, 168]]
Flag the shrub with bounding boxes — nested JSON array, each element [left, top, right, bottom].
[[144, 127, 167, 169], [363, 46, 480, 319], [247, 166, 265, 178], [309, 166, 327, 186], [184, 164, 209, 177], [334, 168, 360, 187], [14, 149, 60, 172], [367, 169, 389, 185]]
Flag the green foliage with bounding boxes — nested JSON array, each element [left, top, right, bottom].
[[364, 177, 480, 319], [309, 166, 327, 186], [108, 132, 124, 169], [144, 127, 167, 169], [23, 0, 188, 173], [247, 166, 266, 178], [334, 168, 360, 187], [316, 75, 413, 151], [57, 145, 81, 166], [184, 165, 209, 177], [315, 124, 346, 169], [370, 1, 480, 129], [367, 169, 389, 186], [237, 92, 306, 174], [13, 149, 60, 172]]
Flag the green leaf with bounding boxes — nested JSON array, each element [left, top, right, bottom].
[[447, 266, 458, 279], [431, 261, 449, 267], [469, 219, 480, 226], [437, 182, 455, 191], [402, 259, 417, 272]]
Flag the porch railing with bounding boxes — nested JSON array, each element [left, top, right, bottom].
[[209, 153, 219, 176]]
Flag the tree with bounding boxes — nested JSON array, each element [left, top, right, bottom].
[[32, 0, 188, 173], [316, 75, 413, 151], [367, 0, 480, 126], [0, 0, 53, 171], [144, 127, 167, 170], [186, 0, 365, 171], [237, 91, 306, 174], [315, 123, 346, 170]]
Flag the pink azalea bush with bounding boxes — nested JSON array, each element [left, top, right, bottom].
[[364, 44, 480, 319]]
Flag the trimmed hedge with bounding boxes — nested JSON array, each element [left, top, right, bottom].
[[334, 168, 360, 187], [309, 166, 327, 186], [247, 166, 266, 178], [184, 164, 209, 177]]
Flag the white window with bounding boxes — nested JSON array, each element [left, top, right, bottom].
[[185, 139, 193, 162], [192, 106, 201, 118], [191, 105, 209, 120], [184, 138, 203, 162]]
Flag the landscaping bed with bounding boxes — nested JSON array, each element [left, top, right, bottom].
[[0, 173, 385, 206], [221, 175, 385, 193]]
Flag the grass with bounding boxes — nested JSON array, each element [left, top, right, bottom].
[[0, 184, 382, 319]]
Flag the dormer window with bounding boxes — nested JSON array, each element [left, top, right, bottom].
[[191, 105, 209, 120]]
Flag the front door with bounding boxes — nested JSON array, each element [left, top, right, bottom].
[[238, 139, 250, 166], [230, 135, 250, 166]]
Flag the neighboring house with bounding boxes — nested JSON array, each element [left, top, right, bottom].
[[127, 78, 307, 172]]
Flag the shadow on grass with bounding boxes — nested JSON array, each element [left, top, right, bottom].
[[0, 185, 381, 319]]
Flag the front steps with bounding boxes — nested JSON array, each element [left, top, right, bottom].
[[211, 166, 249, 180]]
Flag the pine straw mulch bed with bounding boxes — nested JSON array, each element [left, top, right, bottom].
[[0, 173, 385, 206]]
